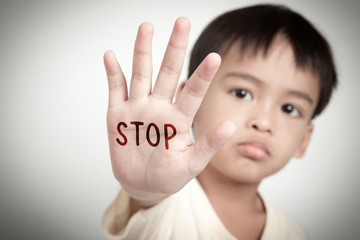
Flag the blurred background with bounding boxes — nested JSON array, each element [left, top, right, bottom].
[[0, 0, 359, 239]]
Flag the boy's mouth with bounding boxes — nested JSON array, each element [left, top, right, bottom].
[[236, 141, 270, 160]]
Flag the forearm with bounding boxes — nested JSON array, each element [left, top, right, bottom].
[[102, 187, 170, 237]]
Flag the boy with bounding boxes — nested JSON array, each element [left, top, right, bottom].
[[102, 4, 337, 239]]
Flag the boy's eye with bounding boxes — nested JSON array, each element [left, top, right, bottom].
[[231, 89, 252, 100], [282, 104, 300, 117]]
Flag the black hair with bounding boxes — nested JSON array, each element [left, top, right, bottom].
[[188, 4, 337, 119]]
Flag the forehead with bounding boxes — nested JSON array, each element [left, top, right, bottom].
[[217, 37, 320, 102], [221, 34, 314, 73]]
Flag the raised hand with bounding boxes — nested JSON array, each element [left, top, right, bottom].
[[104, 17, 235, 205]]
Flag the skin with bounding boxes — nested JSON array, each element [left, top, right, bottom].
[[104, 17, 235, 207], [104, 17, 319, 238], [193, 37, 319, 238]]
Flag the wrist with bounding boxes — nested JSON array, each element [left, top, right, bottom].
[[122, 186, 170, 215], [129, 193, 170, 217]]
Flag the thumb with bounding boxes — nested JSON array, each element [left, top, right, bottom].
[[188, 121, 236, 176]]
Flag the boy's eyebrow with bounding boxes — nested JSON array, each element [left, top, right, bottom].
[[224, 72, 263, 85], [223, 72, 314, 105], [287, 90, 314, 105]]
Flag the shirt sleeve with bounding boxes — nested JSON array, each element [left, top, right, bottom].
[[101, 188, 174, 240], [101, 188, 131, 239]]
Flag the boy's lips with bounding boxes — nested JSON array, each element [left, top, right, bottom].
[[236, 141, 270, 160]]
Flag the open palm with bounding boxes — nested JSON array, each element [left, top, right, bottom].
[[104, 17, 235, 203]]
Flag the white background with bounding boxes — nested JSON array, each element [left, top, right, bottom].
[[0, 0, 359, 239]]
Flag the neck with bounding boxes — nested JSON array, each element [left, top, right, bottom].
[[197, 165, 264, 212]]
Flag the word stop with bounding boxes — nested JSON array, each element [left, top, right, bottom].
[[116, 121, 176, 150]]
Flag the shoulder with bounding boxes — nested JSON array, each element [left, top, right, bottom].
[[261, 197, 309, 240]]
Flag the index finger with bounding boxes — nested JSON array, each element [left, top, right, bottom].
[[174, 53, 221, 119]]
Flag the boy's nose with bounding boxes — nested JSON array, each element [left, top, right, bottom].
[[251, 122, 272, 133], [246, 111, 274, 134]]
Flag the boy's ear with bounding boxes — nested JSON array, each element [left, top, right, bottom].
[[293, 123, 314, 159], [175, 81, 187, 101]]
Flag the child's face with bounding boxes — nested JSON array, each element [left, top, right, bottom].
[[193, 37, 319, 183]]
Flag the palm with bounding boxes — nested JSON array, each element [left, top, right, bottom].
[[104, 17, 235, 201], [107, 98, 193, 194]]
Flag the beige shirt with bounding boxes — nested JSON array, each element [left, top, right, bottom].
[[102, 179, 308, 240]]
